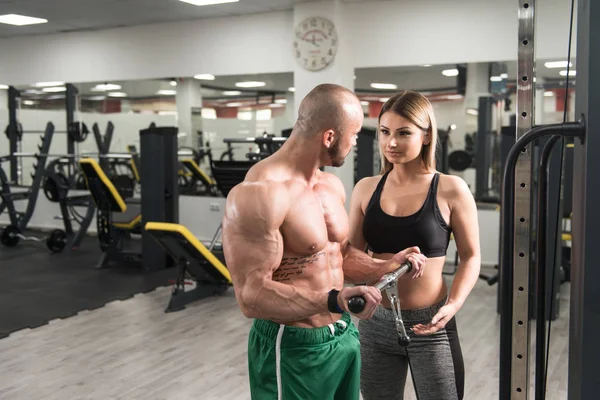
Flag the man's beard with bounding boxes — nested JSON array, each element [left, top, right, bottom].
[[328, 137, 347, 167]]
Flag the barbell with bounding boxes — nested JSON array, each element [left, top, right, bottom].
[[2, 149, 200, 161], [0, 225, 67, 253], [5, 122, 89, 142], [6, 152, 134, 159]]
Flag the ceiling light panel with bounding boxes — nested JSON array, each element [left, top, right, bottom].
[[545, 61, 573, 69], [370, 83, 397, 90], [442, 69, 459, 77], [0, 14, 48, 26], [194, 74, 215, 80], [178, 0, 239, 6], [235, 81, 266, 88]]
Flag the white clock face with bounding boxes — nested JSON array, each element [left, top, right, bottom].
[[293, 16, 338, 72]]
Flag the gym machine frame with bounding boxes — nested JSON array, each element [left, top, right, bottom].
[[0, 122, 55, 231], [499, 0, 598, 398]]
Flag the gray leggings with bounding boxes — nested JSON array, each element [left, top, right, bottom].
[[358, 298, 464, 400]]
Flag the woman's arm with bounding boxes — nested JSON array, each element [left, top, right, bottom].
[[413, 176, 481, 335], [446, 177, 481, 309]]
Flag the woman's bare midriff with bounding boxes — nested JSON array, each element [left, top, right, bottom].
[[370, 252, 448, 310]]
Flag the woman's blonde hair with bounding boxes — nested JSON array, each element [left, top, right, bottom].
[[378, 90, 438, 175]]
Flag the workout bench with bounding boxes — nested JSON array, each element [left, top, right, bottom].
[[145, 222, 232, 312], [180, 158, 218, 196], [79, 158, 143, 269]]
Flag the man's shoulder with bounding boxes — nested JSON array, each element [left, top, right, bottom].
[[228, 179, 289, 205], [225, 180, 290, 229]]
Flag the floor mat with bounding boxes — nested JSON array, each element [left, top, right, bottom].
[[0, 236, 176, 339]]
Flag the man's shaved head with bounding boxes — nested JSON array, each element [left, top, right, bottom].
[[294, 84, 362, 137]]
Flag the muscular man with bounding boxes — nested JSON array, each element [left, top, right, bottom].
[[222, 84, 427, 400]]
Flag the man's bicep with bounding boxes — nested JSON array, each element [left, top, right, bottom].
[[223, 222, 283, 283], [222, 184, 287, 286]]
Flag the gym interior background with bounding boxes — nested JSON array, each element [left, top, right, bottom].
[[0, 0, 590, 399]]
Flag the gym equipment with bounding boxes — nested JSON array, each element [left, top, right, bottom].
[[447, 150, 473, 172], [179, 159, 218, 196], [435, 126, 452, 174], [140, 126, 179, 271], [78, 158, 142, 269], [11, 152, 133, 159], [497, 0, 600, 398], [40, 159, 96, 252], [0, 226, 67, 253], [145, 222, 232, 312], [354, 126, 378, 183], [126, 145, 141, 183], [210, 160, 256, 197], [347, 261, 413, 346], [0, 123, 55, 245], [92, 121, 114, 173], [222, 136, 286, 161], [204, 160, 257, 253]]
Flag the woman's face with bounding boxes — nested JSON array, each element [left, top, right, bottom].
[[379, 111, 429, 165]]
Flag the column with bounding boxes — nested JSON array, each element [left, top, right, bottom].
[[569, 0, 600, 397], [293, 0, 355, 208], [464, 62, 491, 130], [283, 90, 296, 132], [0, 88, 8, 151], [176, 78, 203, 149]]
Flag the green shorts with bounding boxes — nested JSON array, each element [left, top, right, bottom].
[[248, 312, 361, 400]]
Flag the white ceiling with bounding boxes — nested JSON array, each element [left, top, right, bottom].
[[0, 0, 366, 38]]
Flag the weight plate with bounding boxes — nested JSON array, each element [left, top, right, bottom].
[[46, 229, 67, 253], [448, 150, 473, 172], [1, 225, 20, 247]]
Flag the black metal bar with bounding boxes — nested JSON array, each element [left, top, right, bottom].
[[8, 86, 20, 183], [499, 118, 585, 399], [475, 96, 494, 201], [66, 84, 77, 157], [534, 135, 560, 400]]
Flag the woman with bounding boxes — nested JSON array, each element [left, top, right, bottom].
[[349, 90, 481, 400]]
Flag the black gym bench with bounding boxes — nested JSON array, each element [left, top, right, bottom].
[[79, 158, 143, 269], [145, 222, 232, 312], [179, 158, 218, 196]]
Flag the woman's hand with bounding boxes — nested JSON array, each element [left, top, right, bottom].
[[390, 246, 428, 278], [412, 302, 458, 335]]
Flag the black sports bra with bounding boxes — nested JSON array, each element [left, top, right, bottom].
[[362, 172, 452, 258]]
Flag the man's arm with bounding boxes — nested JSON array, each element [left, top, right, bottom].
[[222, 181, 332, 321], [340, 240, 393, 284]]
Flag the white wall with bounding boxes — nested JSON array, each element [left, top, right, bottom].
[[345, 0, 576, 68], [0, 0, 576, 85], [0, 110, 176, 185]]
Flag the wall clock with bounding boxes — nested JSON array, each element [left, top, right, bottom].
[[293, 16, 338, 72]]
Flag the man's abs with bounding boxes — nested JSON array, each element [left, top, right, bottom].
[[270, 243, 345, 328]]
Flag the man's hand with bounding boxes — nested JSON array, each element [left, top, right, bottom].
[[389, 246, 428, 278], [337, 286, 382, 319], [412, 302, 458, 335]]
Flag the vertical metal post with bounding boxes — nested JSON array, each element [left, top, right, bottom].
[[140, 126, 179, 271], [500, 1, 535, 399], [7, 86, 20, 183], [570, 0, 600, 398], [475, 96, 493, 201], [65, 83, 77, 156]]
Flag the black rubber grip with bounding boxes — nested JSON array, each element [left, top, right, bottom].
[[348, 296, 366, 313]]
